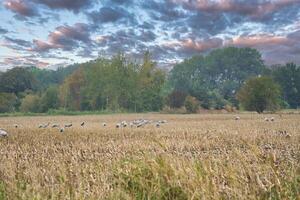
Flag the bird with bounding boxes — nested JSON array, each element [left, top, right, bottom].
[[0, 129, 8, 137], [264, 117, 269, 122], [60, 127, 64, 133], [44, 123, 50, 128], [137, 122, 145, 128], [129, 122, 134, 128], [121, 121, 127, 127], [14, 124, 19, 128], [235, 116, 240, 120], [38, 123, 49, 128], [52, 124, 59, 128], [270, 117, 275, 122], [116, 123, 121, 128], [102, 122, 107, 127], [80, 122, 85, 127], [156, 123, 160, 127], [64, 123, 73, 128]]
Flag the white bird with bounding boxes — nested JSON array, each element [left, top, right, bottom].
[[264, 117, 269, 122], [129, 122, 134, 128], [116, 123, 121, 128], [156, 123, 160, 127], [235, 116, 240, 120], [102, 122, 107, 127], [270, 117, 275, 122], [60, 127, 64, 133], [0, 129, 8, 137], [121, 121, 128, 127]]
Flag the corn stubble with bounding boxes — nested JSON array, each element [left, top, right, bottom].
[[0, 114, 299, 199]]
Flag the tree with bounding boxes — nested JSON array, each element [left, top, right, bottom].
[[169, 47, 266, 109], [40, 86, 60, 112], [237, 76, 282, 113], [272, 63, 300, 108], [0, 93, 17, 113], [167, 90, 187, 108], [184, 95, 199, 113], [0, 67, 36, 94]]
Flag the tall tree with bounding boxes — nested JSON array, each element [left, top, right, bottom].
[[169, 47, 266, 108], [272, 63, 300, 108]]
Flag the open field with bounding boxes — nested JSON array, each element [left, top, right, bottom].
[[0, 113, 299, 199]]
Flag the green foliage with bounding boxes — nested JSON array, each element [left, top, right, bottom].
[[166, 90, 187, 108], [0, 67, 36, 94], [272, 63, 300, 108], [28, 64, 80, 91], [39, 86, 60, 112], [184, 95, 199, 113], [20, 94, 41, 113], [0, 92, 17, 113], [59, 52, 165, 112], [237, 76, 282, 113], [169, 47, 265, 109]]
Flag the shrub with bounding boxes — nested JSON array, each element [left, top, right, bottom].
[[237, 76, 282, 113], [184, 95, 199, 113], [20, 94, 41, 113]]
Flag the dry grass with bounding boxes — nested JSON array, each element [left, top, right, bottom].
[[0, 113, 299, 200]]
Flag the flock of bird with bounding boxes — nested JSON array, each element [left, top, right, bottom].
[[0, 119, 168, 137], [235, 116, 275, 122], [0, 116, 278, 138]]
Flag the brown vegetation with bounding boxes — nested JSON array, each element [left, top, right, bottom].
[[0, 114, 299, 199]]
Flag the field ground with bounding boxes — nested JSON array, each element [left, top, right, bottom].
[[0, 113, 299, 199]]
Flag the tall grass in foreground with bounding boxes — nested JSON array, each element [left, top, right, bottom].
[[0, 114, 299, 199], [111, 152, 299, 200]]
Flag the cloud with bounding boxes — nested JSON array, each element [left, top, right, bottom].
[[32, 23, 92, 52], [2, 56, 49, 68], [3, 0, 39, 17], [32, 0, 94, 12], [143, 1, 187, 21], [4, 36, 32, 47], [173, 0, 300, 19], [225, 32, 300, 65], [163, 37, 223, 56], [88, 6, 135, 24], [0, 27, 8, 34]]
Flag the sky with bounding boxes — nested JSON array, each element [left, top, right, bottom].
[[0, 0, 300, 70]]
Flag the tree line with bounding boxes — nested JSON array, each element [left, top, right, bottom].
[[0, 47, 299, 114]]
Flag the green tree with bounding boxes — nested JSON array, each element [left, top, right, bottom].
[[272, 63, 300, 108], [237, 76, 282, 113], [0, 67, 36, 94], [169, 47, 266, 109], [0, 93, 17, 113], [40, 86, 60, 112]]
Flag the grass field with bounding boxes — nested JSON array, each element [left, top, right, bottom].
[[0, 113, 299, 199]]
